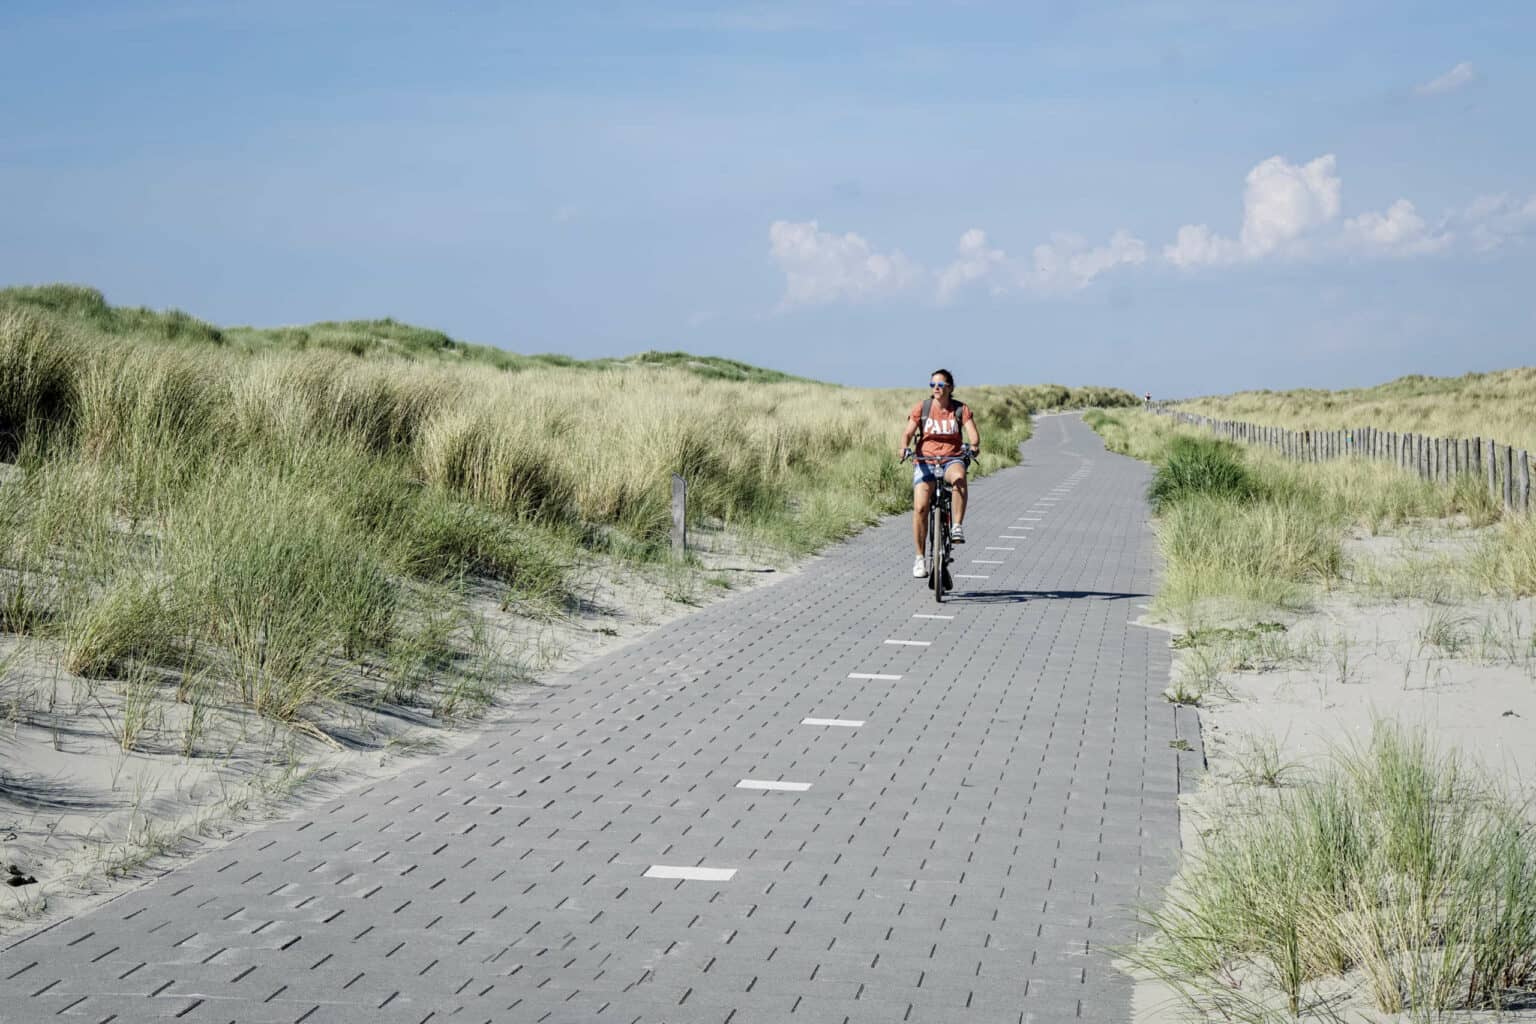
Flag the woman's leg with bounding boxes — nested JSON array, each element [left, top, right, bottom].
[[913, 481, 935, 553], [946, 463, 968, 525]]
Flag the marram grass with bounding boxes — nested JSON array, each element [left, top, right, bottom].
[[1127, 726, 1536, 1022], [1176, 366, 1536, 455], [1089, 409, 1536, 615], [0, 286, 1135, 736]]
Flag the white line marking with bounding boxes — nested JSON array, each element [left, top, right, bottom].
[[884, 639, 931, 647], [1017, 517, 1043, 521], [645, 865, 736, 881], [849, 673, 902, 681], [912, 613, 954, 620], [802, 717, 864, 728], [954, 574, 990, 579], [971, 559, 1004, 564], [986, 546, 1015, 551], [999, 535, 1029, 540], [737, 779, 812, 792]]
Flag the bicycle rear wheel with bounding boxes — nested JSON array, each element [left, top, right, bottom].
[[929, 501, 945, 601]]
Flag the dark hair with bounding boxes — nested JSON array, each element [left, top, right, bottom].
[[930, 368, 954, 386]]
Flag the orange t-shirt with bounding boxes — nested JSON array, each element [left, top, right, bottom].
[[909, 400, 973, 458]]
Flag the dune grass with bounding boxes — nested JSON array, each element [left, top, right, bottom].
[[1088, 408, 1532, 617], [1092, 395, 1536, 1019], [1128, 726, 1536, 1022], [1175, 366, 1536, 454], [0, 285, 1135, 741]]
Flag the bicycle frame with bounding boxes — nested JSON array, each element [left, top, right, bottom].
[[913, 457, 960, 601]]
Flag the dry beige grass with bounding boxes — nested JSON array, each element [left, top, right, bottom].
[[1177, 366, 1536, 453]]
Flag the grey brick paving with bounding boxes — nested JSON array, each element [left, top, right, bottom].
[[0, 413, 1187, 1023]]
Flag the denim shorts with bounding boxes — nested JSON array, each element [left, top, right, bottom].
[[912, 457, 967, 486]]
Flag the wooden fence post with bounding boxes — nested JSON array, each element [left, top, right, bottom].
[[671, 474, 687, 557], [1521, 450, 1531, 514], [1489, 442, 1500, 504], [1505, 445, 1516, 510]]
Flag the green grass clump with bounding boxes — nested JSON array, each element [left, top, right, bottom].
[[1148, 435, 1263, 512], [0, 283, 1138, 736], [2, 284, 224, 345], [1171, 621, 1286, 650], [1157, 494, 1343, 609], [1130, 726, 1536, 1021]]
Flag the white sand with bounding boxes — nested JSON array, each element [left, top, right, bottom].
[[1132, 527, 1536, 1022]]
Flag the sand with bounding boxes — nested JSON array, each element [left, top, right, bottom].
[[1131, 525, 1536, 1022]]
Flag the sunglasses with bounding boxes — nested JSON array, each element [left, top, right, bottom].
[[927, 381, 951, 389]]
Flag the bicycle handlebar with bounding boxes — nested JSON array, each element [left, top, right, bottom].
[[905, 452, 978, 465]]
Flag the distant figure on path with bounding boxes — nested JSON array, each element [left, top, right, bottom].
[[899, 368, 980, 578]]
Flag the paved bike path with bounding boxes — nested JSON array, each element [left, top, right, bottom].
[[2, 413, 1192, 1023]]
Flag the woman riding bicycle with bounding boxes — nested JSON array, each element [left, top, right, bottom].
[[899, 369, 980, 578]]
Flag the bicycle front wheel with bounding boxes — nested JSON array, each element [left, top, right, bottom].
[[929, 502, 945, 601]]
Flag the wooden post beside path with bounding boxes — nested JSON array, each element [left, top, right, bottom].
[[671, 474, 687, 558]]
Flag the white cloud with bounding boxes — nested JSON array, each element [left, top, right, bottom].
[[1415, 61, 1476, 96], [1163, 224, 1241, 267], [768, 219, 921, 308], [1240, 154, 1342, 255], [769, 164, 1527, 307], [1029, 230, 1148, 290], [1341, 199, 1451, 255], [1165, 154, 1342, 267], [936, 228, 1008, 302], [933, 226, 1147, 300], [1449, 193, 1536, 252]]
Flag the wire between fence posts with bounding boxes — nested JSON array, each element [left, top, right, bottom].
[[670, 473, 687, 558]]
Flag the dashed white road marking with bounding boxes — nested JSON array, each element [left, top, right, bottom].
[[737, 779, 812, 792], [849, 673, 902, 681], [645, 865, 736, 881], [802, 717, 864, 728], [999, 535, 1029, 540], [954, 574, 990, 579], [985, 546, 1015, 551], [884, 639, 931, 647], [912, 613, 954, 620], [1017, 517, 1043, 522]]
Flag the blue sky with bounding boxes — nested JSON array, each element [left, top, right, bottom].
[[2, 2, 1532, 395]]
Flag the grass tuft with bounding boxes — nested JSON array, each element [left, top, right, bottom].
[[1129, 725, 1536, 1020], [1149, 435, 1263, 512]]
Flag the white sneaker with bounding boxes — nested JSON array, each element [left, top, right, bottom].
[[912, 555, 927, 578], [951, 523, 966, 543]]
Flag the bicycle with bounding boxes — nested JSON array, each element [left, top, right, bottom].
[[906, 451, 974, 602]]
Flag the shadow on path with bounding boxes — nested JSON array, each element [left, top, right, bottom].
[[950, 588, 1149, 604]]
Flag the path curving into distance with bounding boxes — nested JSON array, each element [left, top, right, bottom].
[[1, 413, 1195, 1023]]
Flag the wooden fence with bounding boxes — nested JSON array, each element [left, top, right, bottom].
[[1151, 409, 1533, 515]]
